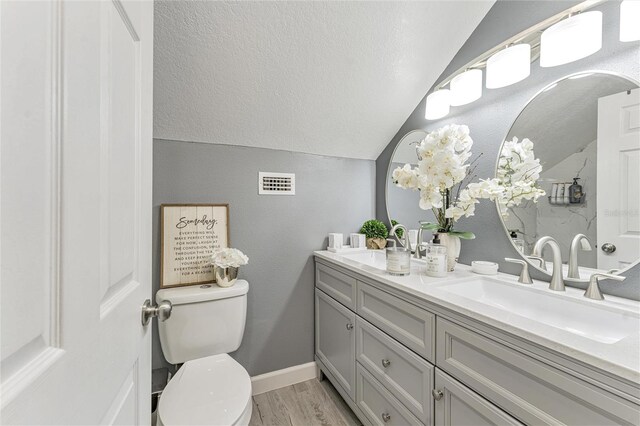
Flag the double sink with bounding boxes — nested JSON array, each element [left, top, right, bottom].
[[337, 250, 639, 346]]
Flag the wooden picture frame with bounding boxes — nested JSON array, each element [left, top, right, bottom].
[[160, 204, 230, 288]]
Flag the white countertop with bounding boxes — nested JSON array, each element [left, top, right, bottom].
[[314, 250, 640, 385]]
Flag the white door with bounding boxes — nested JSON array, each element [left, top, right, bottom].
[[1, 0, 153, 424], [597, 88, 640, 271]]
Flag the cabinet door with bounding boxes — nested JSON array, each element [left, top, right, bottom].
[[435, 369, 522, 426], [315, 289, 356, 400]]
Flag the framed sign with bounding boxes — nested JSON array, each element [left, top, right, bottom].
[[160, 204, 230, 288]]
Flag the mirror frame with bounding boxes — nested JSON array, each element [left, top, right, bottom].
[[494, 69, 640, 283], [385, 129, 428, 227]]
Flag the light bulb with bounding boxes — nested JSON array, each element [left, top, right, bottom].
[[620, 1, 640, 42], [450, 69, 483, 106], [424, 90, 450, 120], [486, 44, 531, 89], [540, 11, 602, 67]]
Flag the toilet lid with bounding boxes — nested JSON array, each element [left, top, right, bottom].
[[158, 354, 252, 426]]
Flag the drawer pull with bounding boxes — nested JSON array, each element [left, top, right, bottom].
[[381, 359, 391, 368], [432, 389, 444, 401], [381, 412, 391, 422], [346, 323, 354, 331]]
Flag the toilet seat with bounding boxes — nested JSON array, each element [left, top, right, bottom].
[[157, 354, 252, 426]]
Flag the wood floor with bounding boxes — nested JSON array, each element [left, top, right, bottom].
[[249, 379, 363, 426]]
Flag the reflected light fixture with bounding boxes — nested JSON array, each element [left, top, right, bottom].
[[486, 44, 531, 89], [620, 0, 640, 41], [450, 69, 483, 106], [424, 89, 451, 120], [540, 11, 602, 67]]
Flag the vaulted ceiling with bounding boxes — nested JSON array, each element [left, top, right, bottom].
[[154, 1, 494, 160]]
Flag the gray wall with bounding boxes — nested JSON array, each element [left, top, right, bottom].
[[375, 0, 640, 299], [153, 140, 375, 382]]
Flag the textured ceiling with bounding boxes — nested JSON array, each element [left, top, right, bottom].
[[153, 1, 494, 160]]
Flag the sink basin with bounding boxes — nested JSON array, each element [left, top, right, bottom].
[[340, 250, 388, 270], [437, 277, 639, 344]]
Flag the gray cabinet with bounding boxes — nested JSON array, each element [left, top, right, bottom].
[[315, 288, 356, 400], [315, 259, 640, 426], [434, 369, 522, 426]]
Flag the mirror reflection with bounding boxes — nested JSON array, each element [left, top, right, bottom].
[[499, 72, 640, 280]]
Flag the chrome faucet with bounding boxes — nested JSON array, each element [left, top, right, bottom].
[[584, 273, 625, 300], [414, 221, 429, 259], [532, 236, 565, 291], [568, 234, 592, 279], [526, 255, 547, 271], [389, 223, 411, 253]]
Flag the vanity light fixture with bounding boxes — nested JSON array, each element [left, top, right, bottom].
[[486, 44, 531, 89], [425, 89, 451, 120], [620, 0, 640, 42], [450, 69, 483, 106], [540, 11, 603, 67]]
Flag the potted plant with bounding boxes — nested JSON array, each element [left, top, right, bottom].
[[360, 219, 389, 249], [391, 125, 544, 271]]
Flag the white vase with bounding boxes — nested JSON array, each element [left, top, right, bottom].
[[437, 233, 461, 272]]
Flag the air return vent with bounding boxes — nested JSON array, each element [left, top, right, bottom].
[[258, 172, 295, 195]]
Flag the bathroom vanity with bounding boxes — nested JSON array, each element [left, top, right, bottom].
[[313, 251, 640, 426]]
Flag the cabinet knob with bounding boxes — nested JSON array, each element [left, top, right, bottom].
[[346, 323, 354, 331], [381, 412, 391, 423], [432, 389, 444, 401], [381, 359, 391, 368]]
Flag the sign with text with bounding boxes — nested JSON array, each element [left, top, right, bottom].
[[160, 204, 229, 288]]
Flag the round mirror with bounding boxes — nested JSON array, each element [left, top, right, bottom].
[[497, 71, 640, 282], [386, 129, 428, 230]]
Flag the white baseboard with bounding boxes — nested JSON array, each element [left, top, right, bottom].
[[251, 361, 319, 396]]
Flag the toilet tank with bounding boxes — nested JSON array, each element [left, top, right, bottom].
[[156, 281, 249, 364]]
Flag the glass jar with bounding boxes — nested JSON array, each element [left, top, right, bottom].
[[424, 243, 447, 277]]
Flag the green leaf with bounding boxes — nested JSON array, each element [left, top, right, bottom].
[[448, 230, 476, 240], [419, 222, 440, 231]]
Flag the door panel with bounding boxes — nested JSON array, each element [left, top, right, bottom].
[[315, 289, 356, 400], [1, 1, 153, 424], [434, 369, 522, 426], [597, 88, 640, 270]]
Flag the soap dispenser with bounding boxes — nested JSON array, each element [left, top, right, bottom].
[[569, 177, 583, 204]]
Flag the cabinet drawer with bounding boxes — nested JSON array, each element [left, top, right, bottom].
[[357, 282, 435, 362], [435, 369, 522, 426], [356, 363, 423, 426], [436, 318, 640, 425], [316, 263, 357, 310], [356, 318, 434, 424]]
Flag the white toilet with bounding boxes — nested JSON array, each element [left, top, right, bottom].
[[156, 281, 252, 426]]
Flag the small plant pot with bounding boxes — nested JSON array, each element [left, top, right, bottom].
[[214, 266, 239, 287], [366, 238, 387, 249]]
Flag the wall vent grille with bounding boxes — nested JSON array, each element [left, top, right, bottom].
[[258, 172, 295, 195]]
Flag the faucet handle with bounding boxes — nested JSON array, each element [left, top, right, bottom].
[[526, 255, 547, 271], [584, 273, 625, 300], [505, 258, 533, 284]]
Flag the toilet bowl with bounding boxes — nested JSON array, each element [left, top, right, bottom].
[[155, 281, 251, 426], [157, 354, 252, 426]]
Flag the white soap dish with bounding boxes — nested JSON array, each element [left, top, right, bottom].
[[471, 261, 499, 275]]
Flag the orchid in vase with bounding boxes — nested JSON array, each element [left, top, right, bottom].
[[391, 124, 545, 270]]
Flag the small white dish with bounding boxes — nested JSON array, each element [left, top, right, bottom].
[[471, 261, 499, 275]]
